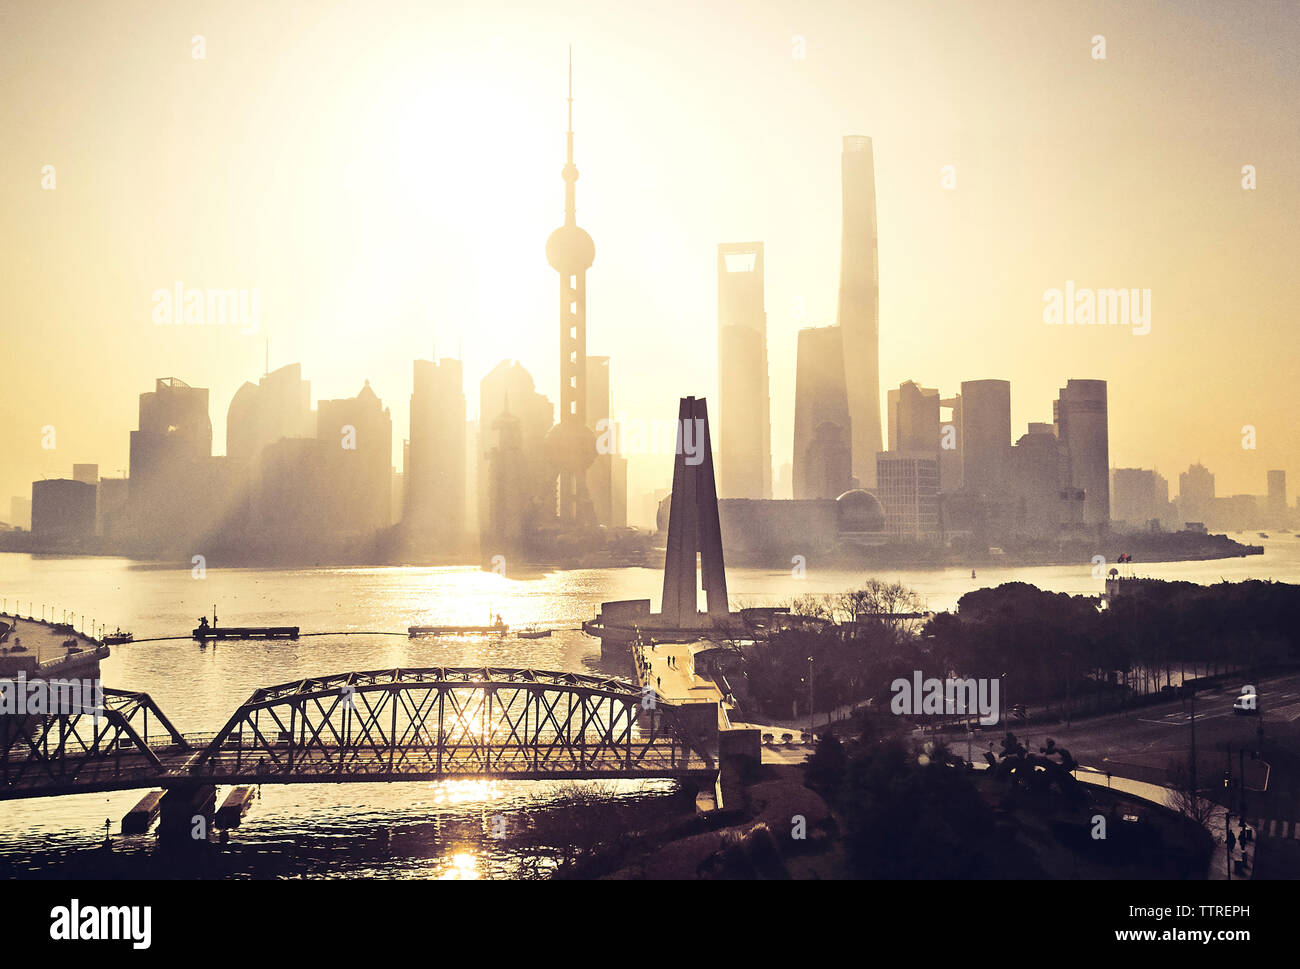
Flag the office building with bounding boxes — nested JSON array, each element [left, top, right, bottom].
[[836, 136, 883, 488], [792, 326, 853, 499], [717, 242, 772, 499]]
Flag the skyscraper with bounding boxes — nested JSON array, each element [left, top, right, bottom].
[[717, 242, 772, 499], [479, 361, 555, 542], [226, 363, 313, 467], [889, 381, 941, 454], [1054, 379, 1110, 526], [128, 377, 213, 549], [1111, 468, 1170, 529], [405, 357, 466, 549], [792, 326, 853, 500], [316, 381, 393, 536], [544, 52, 598, 527], [939, 394, 963, 493], [1178, 462, 1215, 525], [586, 355, 627, 528], [837, 135, 882, 488], [960, 379, 1011, 496], [1267, 470, 1287, 525]]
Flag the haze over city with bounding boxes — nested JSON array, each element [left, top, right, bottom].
[[3, 0, 1298, 510], [3, 0, 1300, 910]]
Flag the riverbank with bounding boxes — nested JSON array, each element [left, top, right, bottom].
[[0, 528, 1261, 571]]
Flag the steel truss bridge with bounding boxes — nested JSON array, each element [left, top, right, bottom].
[[0, 668, 717, 800]]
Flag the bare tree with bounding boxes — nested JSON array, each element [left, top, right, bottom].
[[1165, 757, 1218, 831]]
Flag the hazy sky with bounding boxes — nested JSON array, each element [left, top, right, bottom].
[[2, 0, 1297, 511]]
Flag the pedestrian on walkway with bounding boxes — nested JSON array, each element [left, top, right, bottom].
[[1227, 829, 1237, 853]]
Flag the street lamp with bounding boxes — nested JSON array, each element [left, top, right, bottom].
[[807, 656, 815, 743]]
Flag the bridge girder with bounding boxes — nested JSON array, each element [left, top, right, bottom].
[[0, 687, 188, 794], [194, 667, 714, 782]]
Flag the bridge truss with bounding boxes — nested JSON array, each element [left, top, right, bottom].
[[1, 687, 188, 794], [193, 667, 716, 782]]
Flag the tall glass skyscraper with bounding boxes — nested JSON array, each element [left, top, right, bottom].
[[717, 242, 772, 500], [837, 135, 882, 489]]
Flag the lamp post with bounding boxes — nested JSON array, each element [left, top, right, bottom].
[[807, 656, 815, 743]]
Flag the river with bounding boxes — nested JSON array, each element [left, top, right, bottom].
[[2, 536, 1298, 877]]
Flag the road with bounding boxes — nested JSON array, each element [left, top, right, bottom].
[[961, 670, 1300, 875]]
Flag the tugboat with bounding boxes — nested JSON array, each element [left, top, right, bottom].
[[103, 628, 134, 645], [517, 625, 552, 639]]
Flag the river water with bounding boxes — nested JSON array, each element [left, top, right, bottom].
[[2, 537, 1298, 878]]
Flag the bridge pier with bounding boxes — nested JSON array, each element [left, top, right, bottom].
[[157, 783, 216, 848]]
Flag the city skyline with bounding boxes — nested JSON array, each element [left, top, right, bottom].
[[4, 0, 1298, 510], [5, 0, 1300, 898]]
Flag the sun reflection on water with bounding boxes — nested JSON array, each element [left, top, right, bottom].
[[437, 852, 481, 880]]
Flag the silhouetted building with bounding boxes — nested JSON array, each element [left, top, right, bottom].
[[1267, 470, 1287, 526], [479, 361, 555, 543], [1007, 425, 1067, 539], [1213, 494, 1263, 532], [717, 242, 772, 499], [32, 479, 96, 546], [487, 410, 528, 548], [1112, 468, 1171, 531], [127, 377, 214, 550], [837, 135, 882, 488], [545, 55, 597, 527], [793, 326, 853, 499], [406, 357, 466, 550], [316, 381, 393, 536], [226, 363, 313, 467], [258, 438, 333, 546], [225, 363, 315, 542], [96, 477, 129, 541], [889, 381, 941, 455], [875, 452, 941, 542], [960, 379, 1011, 497], [1178, 462, 1215, 526], [586, 355, 627, 528], [1054, 379, 1109, 526], [939, 394, 963, 492]]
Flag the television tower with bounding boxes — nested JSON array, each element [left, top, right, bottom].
[[545, 49, 597, 526]]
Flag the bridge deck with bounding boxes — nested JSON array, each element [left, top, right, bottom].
[[0, 741, 714, 800], [2, 666, 721, 801]]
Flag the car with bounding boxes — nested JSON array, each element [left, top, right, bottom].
[[1233, 689, 1259, 716]]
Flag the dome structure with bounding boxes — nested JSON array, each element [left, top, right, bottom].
[[835, 488, 886, 532]]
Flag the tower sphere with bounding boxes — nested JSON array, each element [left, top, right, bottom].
[[546, 224, 595, 272], [544, 418, 597, 473]]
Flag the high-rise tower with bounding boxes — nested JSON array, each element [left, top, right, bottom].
[[545, 50, 598, 526], [792, 326, 853, 500], [960, 379, 1012, 496], [717, 242, 772, 499], [837, 136, 882, 488], [1054, 379, 1109, 526]]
